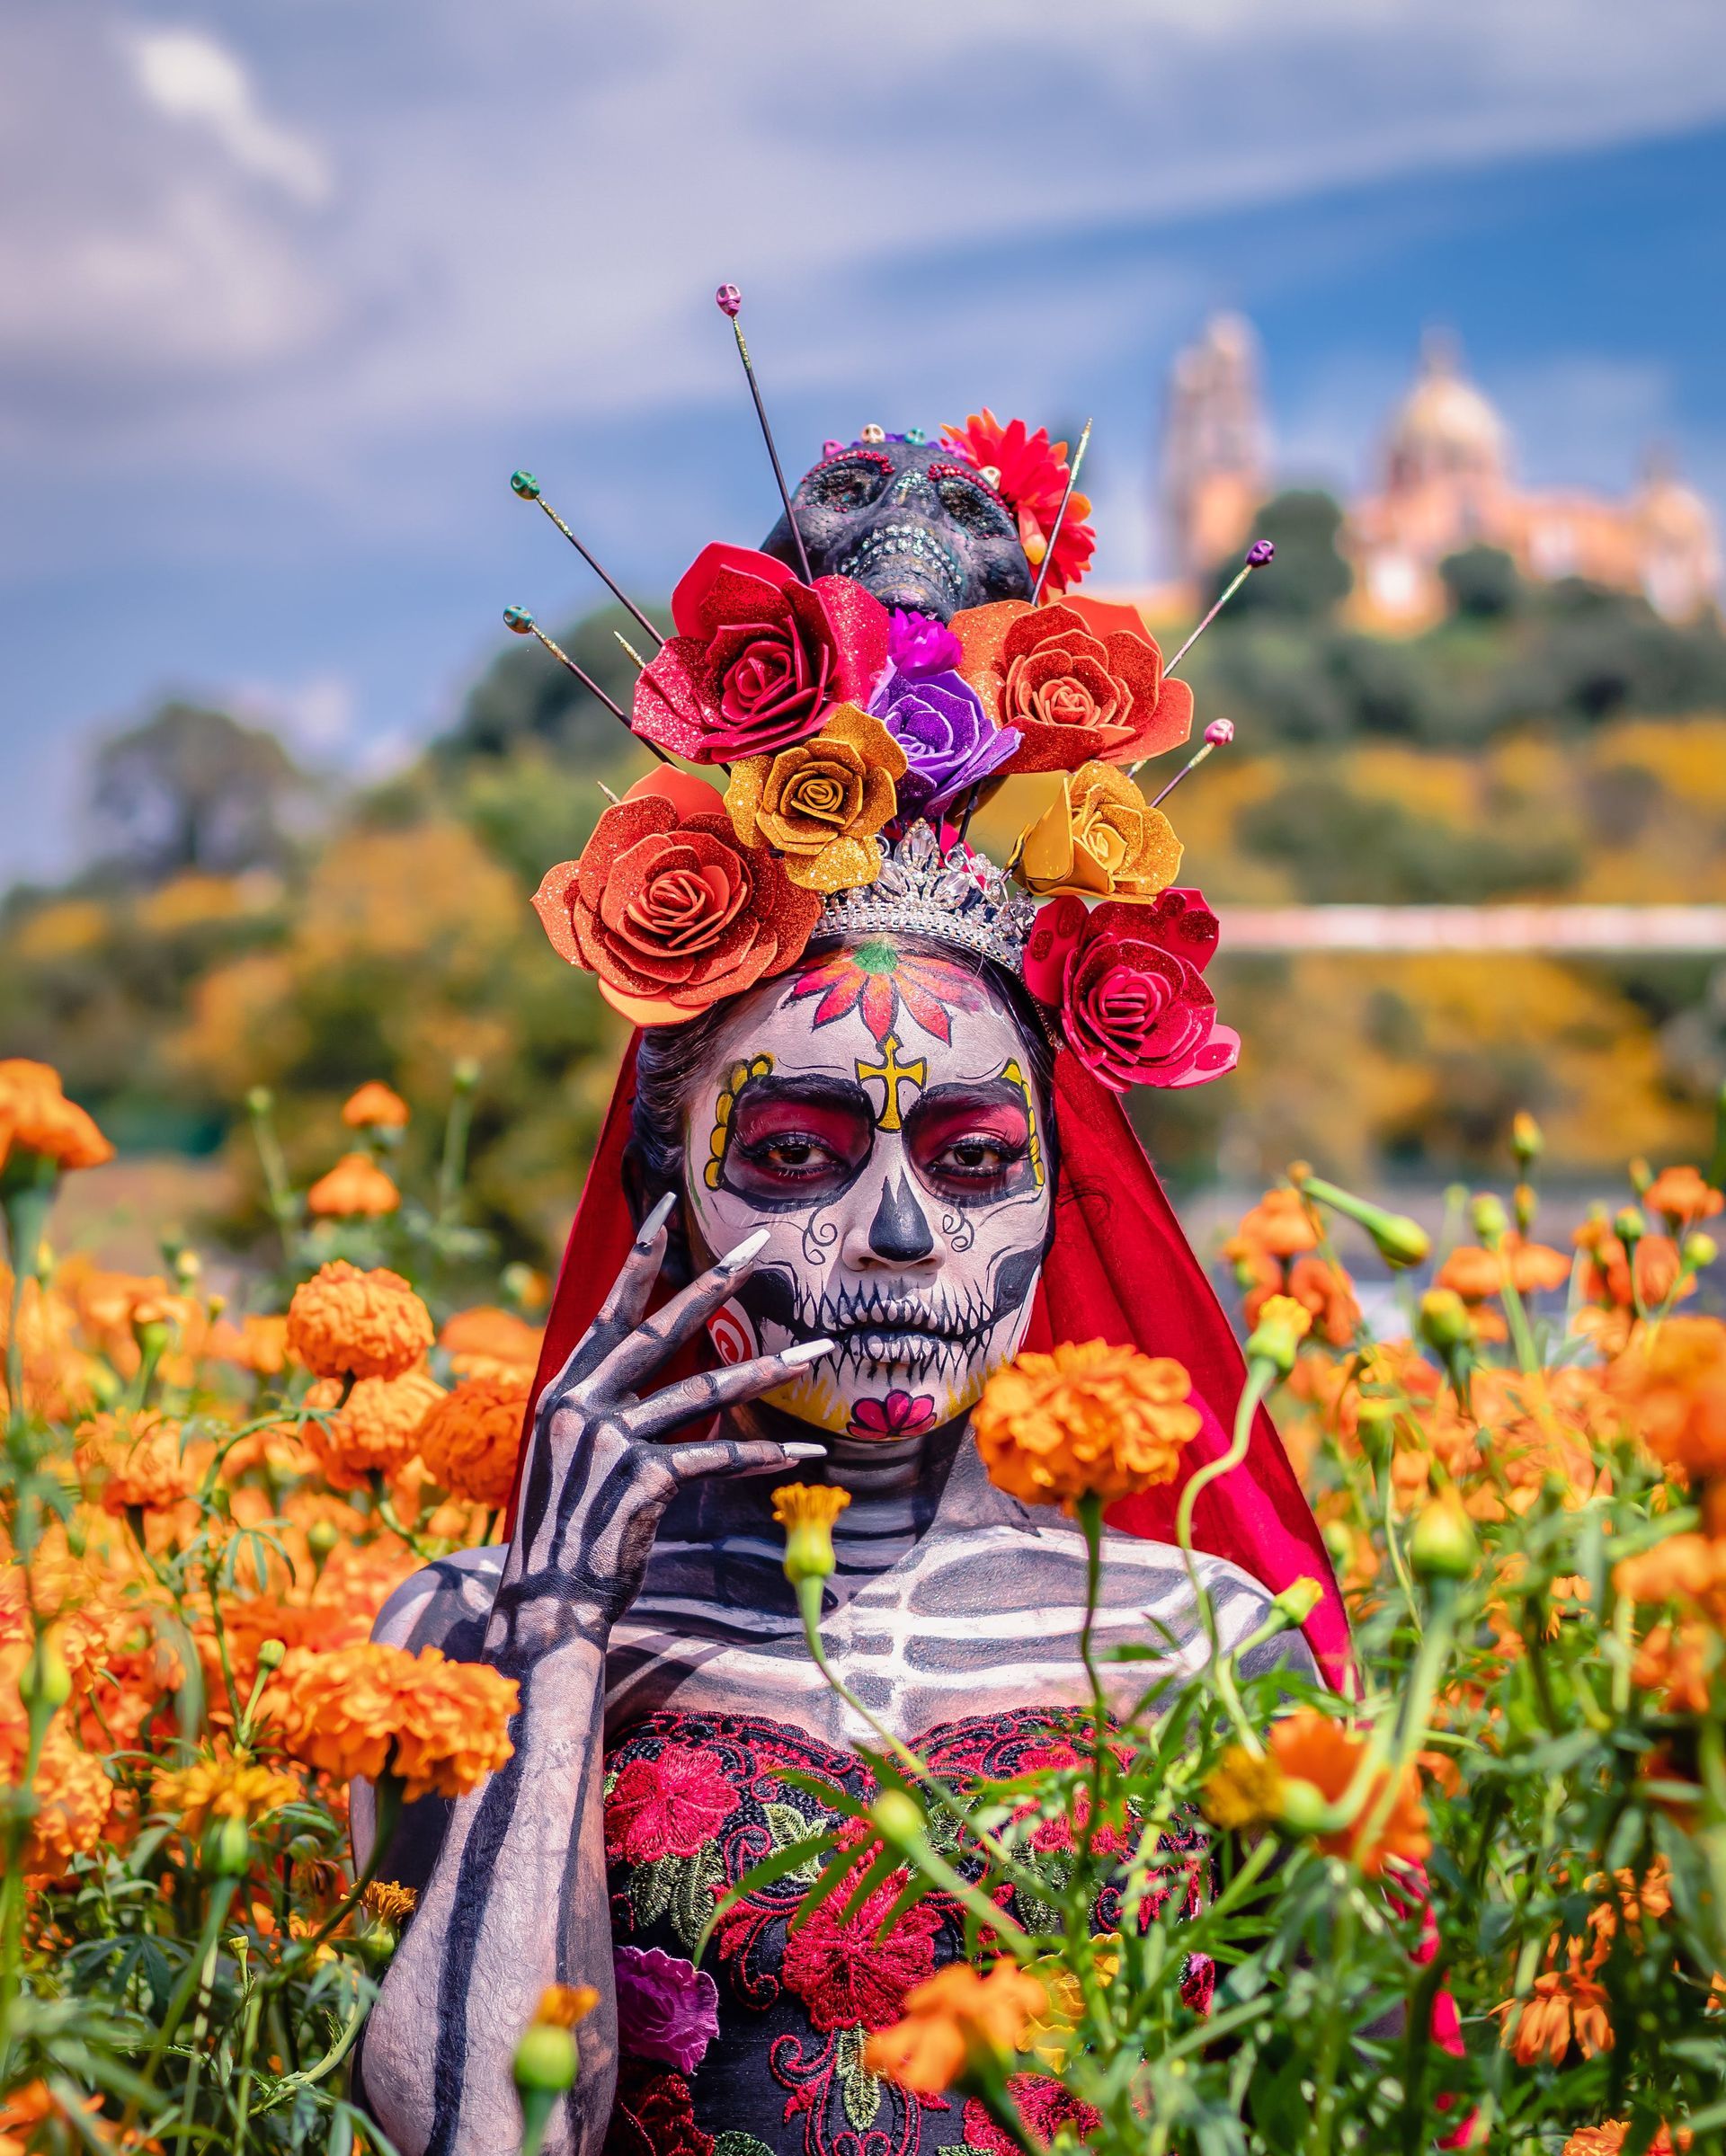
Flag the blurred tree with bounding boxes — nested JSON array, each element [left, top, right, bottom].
[[443, 600, 672, 765], [1438, 544, 1523, 621], [90, 703, 307, 883], [1210, 490, 1353, 621]]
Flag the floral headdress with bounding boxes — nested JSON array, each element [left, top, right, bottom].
[[527, 430, 1266, 1097]]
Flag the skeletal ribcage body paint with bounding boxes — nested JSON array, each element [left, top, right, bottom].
[[684, 943, 1054, 1439]]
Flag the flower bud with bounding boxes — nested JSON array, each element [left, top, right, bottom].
[[1615, 1207, 1646, 1247], [1469, 1193, 1509, 1247], [306, 1520, 340, 1564], [771, 1483, 850, 1586], [870, 1789, 927, 1850], [19, 1633, 70, 1712], [512, 2024, 578, 2097], [1245, 1294, 1312, 1380], [1287, 1167, 1430, 1269], [205, 1813, 252, 1877], [1418, 1289, 1474, 1354], [1277, 1777, 1331, 1837], [1629, 1157, 1652, 1196], [1513, 1182, 1536, 1235], [1322, 1519, 1355, 1573], [255, 1637, 286, 1672], [245, 1087, 274, 1117], [1510, 1112, 1544, 1170], [1354, 1397, 1398, 1465], [1410, 1487, 1476, 1581], [1270, 1576, 1325, 1625], [1684, 1231, 1719, 1272]]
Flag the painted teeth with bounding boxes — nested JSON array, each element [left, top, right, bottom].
[[837, 522, 963, 599]]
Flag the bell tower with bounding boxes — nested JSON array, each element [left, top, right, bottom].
[[1162, 314, 1268, 579]]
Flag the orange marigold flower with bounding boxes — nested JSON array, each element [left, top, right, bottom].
[[74, 1410, 200, 1513], [1437, 1236, 1570, 1301], [207, 1311, 289, 1376], [1247, 1253, 1359, 1348], [285, 1261, 433, 1380], [1644, 1165, 1723, 1229], [1228, 1186, 1321, 1260], [1630, 1621, 1716, 1715], [1614, 1531, 1726, 1626], [1563, 2125, 1690, 2156], [264, 1639, 518, 1800], [439, 1305, 544, 1380], [363, 1878, 418, 1927], [307, 1150, 401, 1219], [864, 1960, 1048, 2094], [343, 1081, 410, 1130], [1201, 1745, 1284, 1832], [1267, 1707, 1430, 1877], [1495, 1967, 1614, 2064], [153, 1741, 300, 1832], [1605, 1316, 1726, 1486], [0, 2080, 111, 2156], [1584, 1858, 1673, 1969], [304, 1369, 446, 1490], [6, 1726, 114, 1876], [972, 1341, 1200, 1509], [0, 1059, 113, 1176], [414, 1371, 529, 1506], [1576, 1221, 1694, 1311], [534, 1983, 600, 2028]]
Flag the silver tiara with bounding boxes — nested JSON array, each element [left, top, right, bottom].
[[816, 820, 1037, 970]]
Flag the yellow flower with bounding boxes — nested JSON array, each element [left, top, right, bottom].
[[153, 1742, 299, 1832], [285, 1261, 434, 1381], [1201, 1745, 1286, 1832], [1012, 760, 1182, 901], [771, 1482, 851, 1584], [971, 1340, 1200, 1509], [724, 705, 906, 892], [363, 1879, 419, 1927], [864, 1960, 1048, 2094], [534, 1983, 600, 2029], [307, 1151, 401, 1219]]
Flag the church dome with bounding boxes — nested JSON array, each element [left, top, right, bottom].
[[1383, 331, 1506, 490]]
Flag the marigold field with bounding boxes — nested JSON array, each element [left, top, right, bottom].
[[4, 1054, 1726, 2153]]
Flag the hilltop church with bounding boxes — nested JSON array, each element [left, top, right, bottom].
[[1160, 315, 1720, 628]]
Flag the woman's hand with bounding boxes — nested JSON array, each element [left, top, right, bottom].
[[494, 1192, 831, 1645]]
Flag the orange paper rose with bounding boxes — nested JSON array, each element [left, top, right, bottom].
[[953, 596, 1192, 774], [1012, 760, 1182, 901], [533, 767, 823, 1025], [724, 705, 906, 894]]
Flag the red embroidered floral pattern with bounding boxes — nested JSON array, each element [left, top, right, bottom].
[[962, 2075, 1102, 2153], [602, 1707, 1210, 2156], [605, 1742, 742, 1865]]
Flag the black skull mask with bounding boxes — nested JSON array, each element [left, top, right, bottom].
[[760, 439, 1034, 623]]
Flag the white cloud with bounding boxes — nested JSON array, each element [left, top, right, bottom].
[[122, 24, 331, 207]]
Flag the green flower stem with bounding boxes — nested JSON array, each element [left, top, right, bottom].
[[437, 1068, 478, 1228], [3, 1170, 56, 1433], [1175, 1355, 1277, 1749], [135, 1871, 240, 2098], [795, 1576, 1040, 1923], [245, 1091, 298, 1264], [518, 2084, 560, 2156]]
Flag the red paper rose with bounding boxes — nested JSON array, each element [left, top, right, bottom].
[[953, 595, 1192, 773], [532, 767, 823, 1026], [633, 543, 891, 764], [1022, 891, 1240, 1094]]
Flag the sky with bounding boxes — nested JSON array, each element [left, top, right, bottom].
[[4, 0, 1724, 882]]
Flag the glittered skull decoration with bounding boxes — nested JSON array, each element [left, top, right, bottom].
[[657, 934, 1054, 1442], [761, 439, 1034, 623]]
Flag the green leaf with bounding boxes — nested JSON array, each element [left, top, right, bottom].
[[835, 2024, 884, 2130], [695, 1829, 840, 1957]]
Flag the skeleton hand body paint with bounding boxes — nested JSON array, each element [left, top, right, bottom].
[[681, 937, 1052, 1440]]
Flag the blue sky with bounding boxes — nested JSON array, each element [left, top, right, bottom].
[[4, 0, 1724, 881]]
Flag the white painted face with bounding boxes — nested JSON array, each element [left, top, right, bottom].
[[681, 936, 1054, 1439]]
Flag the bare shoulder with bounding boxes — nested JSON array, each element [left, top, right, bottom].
[[371, 1544, 507, 1656]]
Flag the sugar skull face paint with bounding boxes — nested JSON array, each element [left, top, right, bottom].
[[681, 938, 1054, 1438]]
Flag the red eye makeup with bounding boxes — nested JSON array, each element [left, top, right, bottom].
[[722, 1079, 874, 1208]]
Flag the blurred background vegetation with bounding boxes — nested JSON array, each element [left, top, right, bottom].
[[6, 495, 1724, 1272]]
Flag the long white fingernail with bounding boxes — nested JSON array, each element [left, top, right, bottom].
[[635, 1191, 676, 1247], [723, 1227, 770, 1267], [783, 1442, 828, 1459], [782, 1336, 835, 1365]]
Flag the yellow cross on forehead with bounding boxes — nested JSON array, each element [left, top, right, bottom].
[[856, 1033, 926, 1133]]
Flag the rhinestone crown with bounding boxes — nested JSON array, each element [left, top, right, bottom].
[[815, 821, 1036, 970]]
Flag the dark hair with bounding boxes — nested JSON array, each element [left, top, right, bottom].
[[625, 935, 1061, 1278]]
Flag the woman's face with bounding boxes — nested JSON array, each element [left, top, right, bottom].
[[680, 938, 1054, 1439]]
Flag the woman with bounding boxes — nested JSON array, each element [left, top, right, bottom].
[[356, 418, 1342, 2156]]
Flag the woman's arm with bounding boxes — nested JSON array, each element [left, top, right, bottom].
[[359, 1206, 829, 2156]]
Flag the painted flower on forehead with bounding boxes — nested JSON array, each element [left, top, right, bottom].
[[1023, 891, 1239, 1094], [952, 595, 1192, 774], [868, 660, 1020, 820], [723, 705, 906, 892], [533, 767, 823, 1024], [787, 938, 994, 1048], [632, 542, 891, 764], [1013, 760, 1182, 902]]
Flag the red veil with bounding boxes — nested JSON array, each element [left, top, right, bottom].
[[514, 1036, 1349, 1684]]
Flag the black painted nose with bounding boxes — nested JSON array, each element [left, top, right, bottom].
[[867, 1173, 935, 1262]]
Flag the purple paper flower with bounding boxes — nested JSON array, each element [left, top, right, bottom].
[[886, 608, 964, 679], [613, 1947, 720, 2076], [869, 666, 1021, 819]]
